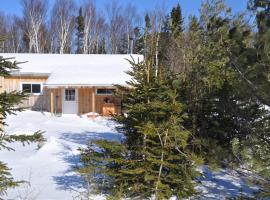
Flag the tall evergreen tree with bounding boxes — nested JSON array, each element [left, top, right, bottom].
[[143, 13, 152, 59], [245, 0, 270, 196], [170, 4, 184, 35], [78, 58, 203, 199], [0, 48, 44, 197], [249, 0, 270, 55], [76, 7, 84, 54], [133, 27, 144, 54]]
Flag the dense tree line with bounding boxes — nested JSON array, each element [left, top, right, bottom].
[[77, 0, 270, 199], [0, 0, 146, 54]]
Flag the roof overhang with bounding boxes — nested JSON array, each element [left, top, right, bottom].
[[10, 72, 50, 77], [44, 83, 121, 88]]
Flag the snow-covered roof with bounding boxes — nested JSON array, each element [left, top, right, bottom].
[[0, 53, 143, 86]]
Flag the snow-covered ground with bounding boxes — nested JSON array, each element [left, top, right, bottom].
[[0, 111, 258, 200], [1, 110, 121, 200]]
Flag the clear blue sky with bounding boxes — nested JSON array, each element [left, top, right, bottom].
[[1, 0, 249, 19]]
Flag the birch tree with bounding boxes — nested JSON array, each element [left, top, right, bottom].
[[92, 15, 107, 54], [106, 0, 125, 54], [51, 0, 76, 54], [20, 0, 47, 53], [121, 5, 139, 54], [81, 0, 96, 54]]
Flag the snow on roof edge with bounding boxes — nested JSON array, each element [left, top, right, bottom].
[[0, 53, 144, 86]]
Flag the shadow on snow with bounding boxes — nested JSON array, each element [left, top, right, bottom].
[[53, 130, 121, 192], [194, 167, 258, 199], [60, 131, 122, 145]]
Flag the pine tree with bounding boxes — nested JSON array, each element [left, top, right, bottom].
[[182, 2, 270, 187], [76, 7, 84, 54], [170, 4, 184, 35], [158, 15, 173, 71], [243, 1, 270, 197], [163, 3, 185, 76], [0, 50, 44, 197], [133, 27, 144, 54], [144, 13, 152, 59], [77, 57, 203, 199], [249, 0, 270, 57]]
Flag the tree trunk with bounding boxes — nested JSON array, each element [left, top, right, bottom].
[[155, 129, 168, 200]]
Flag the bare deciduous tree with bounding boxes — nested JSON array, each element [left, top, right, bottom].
[[92, 14, 106, 54], [106, 0, 125, 54], [51, 0, 76, 54], [7, 16, 24, 53], [123, 4, 139, 54], [20, 0, 47, 53], [81, 0, 96, 54]]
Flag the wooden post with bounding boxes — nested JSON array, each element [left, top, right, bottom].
[[77, 88, 80, 115], [50, 91, 54, 116], [92, 87, 96, 113]]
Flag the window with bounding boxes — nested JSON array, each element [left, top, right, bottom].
[[22, 84, 31, 93], [32, 84, 41, 93], [65, 89, 75, 101], [96, 88, 116, 95], [21, 83, 42, 94]]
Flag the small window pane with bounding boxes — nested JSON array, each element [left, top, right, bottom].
[[22, 84, 31, 93], [32, 84, 41, 93], [65, 89, 75, 101], [97, 89, 115, 95]]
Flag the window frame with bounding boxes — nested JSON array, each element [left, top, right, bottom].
[[96, 88, 116, 95], [65, 88, 76, 101], [20, 82, 43, 95]]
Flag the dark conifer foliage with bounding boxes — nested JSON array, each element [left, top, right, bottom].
[[77, 58, 203, 199], [133, 27, 144, 54], [170, 4, 184, 35], [76, 7, 85, 54]]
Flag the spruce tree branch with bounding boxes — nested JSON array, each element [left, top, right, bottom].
[[229, 53, 270, 106]]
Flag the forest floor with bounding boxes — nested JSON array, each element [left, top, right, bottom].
[[0, 111, 258, 200]]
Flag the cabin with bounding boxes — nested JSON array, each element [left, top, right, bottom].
[[0, 54, 143, 116]]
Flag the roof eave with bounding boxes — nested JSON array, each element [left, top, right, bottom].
[[10, 72, 51, 77], [44, 83, 128, 88]]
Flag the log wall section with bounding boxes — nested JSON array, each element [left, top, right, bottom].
[[3, 76, 48, 110]]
